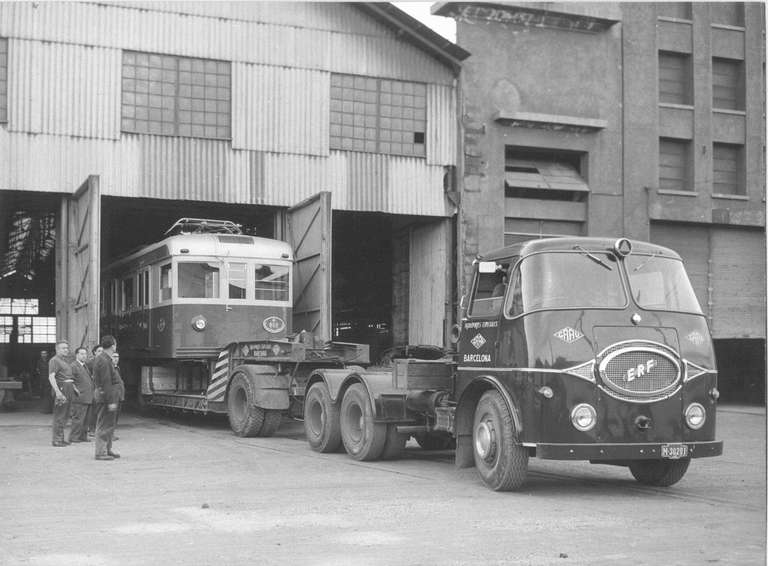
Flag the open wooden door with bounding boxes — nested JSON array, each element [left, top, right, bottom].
[[285, 191, 332, 342], [56, 175, 100, 350]]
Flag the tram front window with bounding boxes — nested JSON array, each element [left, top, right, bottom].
[[255, 264, 289, 302], [178, 262, 220, 299]]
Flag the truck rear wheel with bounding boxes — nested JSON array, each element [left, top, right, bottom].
[[473, 390, 528, 491], [227, 372, 280, 437], [629, 459, 690, 487], [340, 383, 386, 461], [304, 381, 341, 453]]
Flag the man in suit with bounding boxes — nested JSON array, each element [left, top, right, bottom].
[[86, 345, 103, 436], [111, 351, 125, 439], [92, 335, 121, 461], [69, 347, 93, 443]]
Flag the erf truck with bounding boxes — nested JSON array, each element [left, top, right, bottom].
[[102, 222, 722, 491]]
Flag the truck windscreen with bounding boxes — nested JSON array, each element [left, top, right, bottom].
[[625, 254, 702, 314], [511, 252, 626, 315]]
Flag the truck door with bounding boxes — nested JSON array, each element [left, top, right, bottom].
[[458, 260, 509, 366], [56, 175, 101, 350], [285, 191, 332, 343]]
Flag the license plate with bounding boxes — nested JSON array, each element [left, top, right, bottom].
[[661, 443, 688, 459]]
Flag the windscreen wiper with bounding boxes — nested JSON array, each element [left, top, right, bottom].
[[574, 245, 612, 271], [632, 251, 661, 272]]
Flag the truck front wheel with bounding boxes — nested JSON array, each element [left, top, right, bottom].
[[304, 381, 341, 453], [340, 383, 386, 461], [473, 390, 529, 491], [629, 459, 690, 487], [227, 372, 281, 437]]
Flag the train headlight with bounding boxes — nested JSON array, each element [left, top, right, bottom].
[[685, 403, 706, 430], [191, 315, 207, 332], [571, 403, 597, 432]]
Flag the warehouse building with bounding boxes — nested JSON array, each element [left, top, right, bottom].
[[0, 2, 468, 389], [434, 1, 766, 402]]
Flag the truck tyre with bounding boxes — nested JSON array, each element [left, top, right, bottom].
[[258, 410, 282, 437], [629, 459, 690, 487], [414, 432, 456, 451], [304, 381, 341, 453], [380, 424, 407, 460], [473, 390, 529, 491], [340, 383, 386, 461], [227, 371, 271, 437]]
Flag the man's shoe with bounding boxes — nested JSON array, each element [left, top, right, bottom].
[[95, 454, 114, 461], [107, 451, 120, 458], [52, 441, 67, 447]]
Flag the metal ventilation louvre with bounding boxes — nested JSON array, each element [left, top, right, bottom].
[[217, 235, 254, 244], [597, 341, 681, 401]]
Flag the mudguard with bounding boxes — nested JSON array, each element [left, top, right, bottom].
[[231, 364, 289, 410], [307, 367, 395, 418]]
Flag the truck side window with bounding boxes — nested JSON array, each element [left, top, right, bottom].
[[507, 268, 523, 317], [469, 262, 510, 317]]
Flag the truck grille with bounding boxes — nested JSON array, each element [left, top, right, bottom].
[[597, 341, 681, 401]]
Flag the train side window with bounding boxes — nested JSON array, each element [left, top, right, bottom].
[[138, 270, 150, 307], [178, 262, 220, 299], [122, 276, 135, 311], [228, 263, 247, 300], [160, 264, 172, 301]]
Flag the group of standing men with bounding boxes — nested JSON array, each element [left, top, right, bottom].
[[47, 335, 125, 461]]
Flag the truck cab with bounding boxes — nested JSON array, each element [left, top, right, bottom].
[[452, 237, 722, 490]]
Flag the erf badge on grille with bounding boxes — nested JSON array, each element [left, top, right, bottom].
[[626, 358, 656, 382]]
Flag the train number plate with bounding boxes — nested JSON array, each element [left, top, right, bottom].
[[661, 443, 688, 459]]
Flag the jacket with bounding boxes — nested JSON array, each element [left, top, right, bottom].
[[71, 361, 94, 404], [92, 351, 120, 404]]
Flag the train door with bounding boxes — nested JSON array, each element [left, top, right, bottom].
[[285, 191, 332, 342], [57, 176, 100, 350]]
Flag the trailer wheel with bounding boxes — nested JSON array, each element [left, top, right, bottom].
[[380, 425, 407, 460], [340, 383, 386, 461], [304, 381, 341, 453], [227, 372, 270, 437], [628, 459, 690, 487], [472, 390, 528, 491], [414, 432, 456, 451]]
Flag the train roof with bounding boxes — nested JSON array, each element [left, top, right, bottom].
[[104, 233, 293, 274], [477, 237, 683, 262]]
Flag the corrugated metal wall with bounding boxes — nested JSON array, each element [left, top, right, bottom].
[[0, 132, 451, 216], [426, 83, 457, 166], [0, 2, 453, 84], [8, 39, 120, 139], [232, 64, 329, 156]]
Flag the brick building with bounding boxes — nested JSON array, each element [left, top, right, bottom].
[[434, 1, 766, 402]]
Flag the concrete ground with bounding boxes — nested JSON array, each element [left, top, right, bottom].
[[0, 401, 764, 566]]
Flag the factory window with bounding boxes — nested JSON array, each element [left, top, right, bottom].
[[0, 38, 7, 123], [713, 143, 745, 196], [504, 147, 588, 201], [712, 58, 745, 111], [330, 74, 426, 157], [659, 138, 692, 192], [710, 2, 744, 27], [656, 3, 692, 20], [659, 52, 692, 106], [121, 51, 231, 140]]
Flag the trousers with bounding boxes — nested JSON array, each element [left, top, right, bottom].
[[51, 396, 71, 444], [70, 402, 90, 441], [94, 403, 117, 456]]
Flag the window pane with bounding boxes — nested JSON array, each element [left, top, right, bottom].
[[712, 58, 744, 110], [659, 138, 691, 191], [659, 51, 692, 105], [228, 263, 247, 299], [254, 264, 290, 302], [329, 73, 426, 157], [178, 262, 220, 298], [713, 143, 744, 195], [160, 264, 172, 301]]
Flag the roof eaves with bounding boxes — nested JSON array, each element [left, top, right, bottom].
[[357, 3, 470, 74]]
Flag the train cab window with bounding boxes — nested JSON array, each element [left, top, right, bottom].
[[178, 262, 220, 299], [254, 264, 289, 302], [122, 277, 135, 311], [228, 263, 247, 299], [469, 261, 510, 318], [160, 264, 172, 301]]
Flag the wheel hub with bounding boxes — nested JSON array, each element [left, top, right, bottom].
[[475, 420, 497, 462]]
